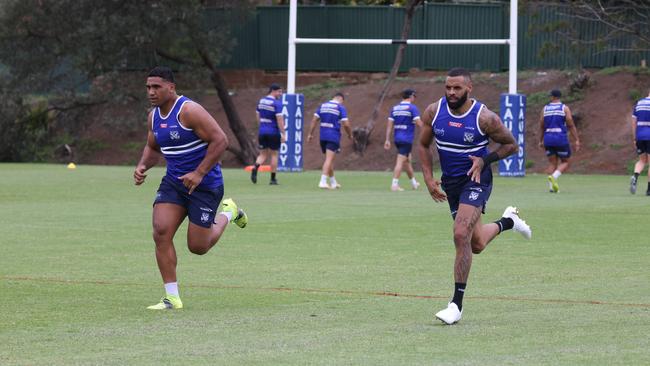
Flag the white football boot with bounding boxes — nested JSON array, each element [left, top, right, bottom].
[[435, 302, 462, 325], [502, 206, 532, 240]]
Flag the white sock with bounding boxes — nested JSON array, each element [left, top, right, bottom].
[[411, 177, 418, 185], [548, 180, 553, 190], [164, 282, 179, 297], [320, 175, 328, 184], [552, 170, 562, 179], [392, 178, 399, 186], [220, 211, 233, 221], [330, 176, 337, 186]]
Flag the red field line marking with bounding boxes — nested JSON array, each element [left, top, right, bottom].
[[4, 275, 650, 308]]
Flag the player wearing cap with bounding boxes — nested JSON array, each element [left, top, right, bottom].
[[384, 88, 422, 191], [538, 89, 581, 193], [251, 83, 286, 185]]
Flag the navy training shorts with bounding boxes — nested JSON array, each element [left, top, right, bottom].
[[258, 134, 281, 151], [545, 145, 572, 159], [154, 175, 224, 228], [636, 140, 650, 154], [441, 168, 493, 220], [395, 142, 412, 156], [320, 140, 340, 154]]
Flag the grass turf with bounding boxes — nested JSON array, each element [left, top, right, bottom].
[[1, 163, 649, 365]]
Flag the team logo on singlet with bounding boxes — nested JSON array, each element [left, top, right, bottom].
[[201, 212, 210, 223], [463, 132, 474, 143], [469, 191, 479, 201], [170, 131, 180, 140]]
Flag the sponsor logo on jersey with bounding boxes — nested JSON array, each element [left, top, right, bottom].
[[161, 123, 167, 128], [449, 121, 463, 128], [434, 127, 445, 136], [200, 207, 213, 213]]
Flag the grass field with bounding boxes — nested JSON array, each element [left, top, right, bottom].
[[1, 163, 649, 365]]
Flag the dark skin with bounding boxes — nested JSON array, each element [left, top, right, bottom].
[[134, 76, 229, 284], [418, 74, 517, 283]]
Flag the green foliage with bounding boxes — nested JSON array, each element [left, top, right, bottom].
[[597, 66, 650, 76], [629, 88, 643, 102], [525, 160, 535, 169], [526, 91, 550, 107], [298, 80, 346, 101], [0, 0, 253, 162]]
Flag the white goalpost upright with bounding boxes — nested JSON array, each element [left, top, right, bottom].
[[287, 0, 518, 94], [282, 0, 525, 176]]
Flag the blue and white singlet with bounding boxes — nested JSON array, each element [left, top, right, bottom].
[[256, 95, 283, 136], [152, 96, 223, 190], [314, 100, 348, 143], [432, 97, 489, 178], [542, 102, 569, 147], [634, 97, 650, 141], [389, 101, 420, 143]]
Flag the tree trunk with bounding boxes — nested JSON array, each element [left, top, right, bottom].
[[353, 0, 423, 154], [197, 48, 258, 165]]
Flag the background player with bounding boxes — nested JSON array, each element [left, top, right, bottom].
[[307, 92, 352, 189], [630, 89, 650, 195], [418, 68, 531, 325], [384, 88, 422, 191], [134, 66, 248, 310], [538, 89, 581, 193], [251, 83, 286, 185]]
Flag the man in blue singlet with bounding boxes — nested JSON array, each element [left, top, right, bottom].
[[133, 66, 248, 310], [538, 89, 581, 193], [418, 68, 532, 325], [630, 89, 650, 195], [307, 92, 352, 189], [384, 88, 422, 191], [251, 83, 286, 185]]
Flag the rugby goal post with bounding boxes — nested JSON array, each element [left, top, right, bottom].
[[282, 0, 525, 176]]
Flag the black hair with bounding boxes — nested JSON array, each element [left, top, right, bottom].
[[334, 92, 345, 100], [269, 83, 282, 92], [550, 89, 562, 98], [148, 66, 175, 83], [447, 67, 472, 82], [402, 88, 416, 99]]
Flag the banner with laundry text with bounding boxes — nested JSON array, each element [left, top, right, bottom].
[[278, 93, 304, 172], [498, 94, 526, 177]]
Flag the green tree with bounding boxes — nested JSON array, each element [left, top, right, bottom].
[[529, 1, 650, 58], [0, 0, 258, 163]]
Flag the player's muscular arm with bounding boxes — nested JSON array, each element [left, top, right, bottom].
[[277, 114, 287, 142], [418, 102, 446, 202], [538, 110, 545, 149], [178, 102, 229, 193], [307, 116, 319, 142], [342, 120, 353, 140], [384, 119, 393, 150], [564, 105, 580, 152], [467, 108, 517, 183], [134, 111, 162, 185], [632, 115, 638, 147]]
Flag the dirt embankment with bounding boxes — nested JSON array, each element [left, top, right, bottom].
[[85, 68, 650, 175]]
